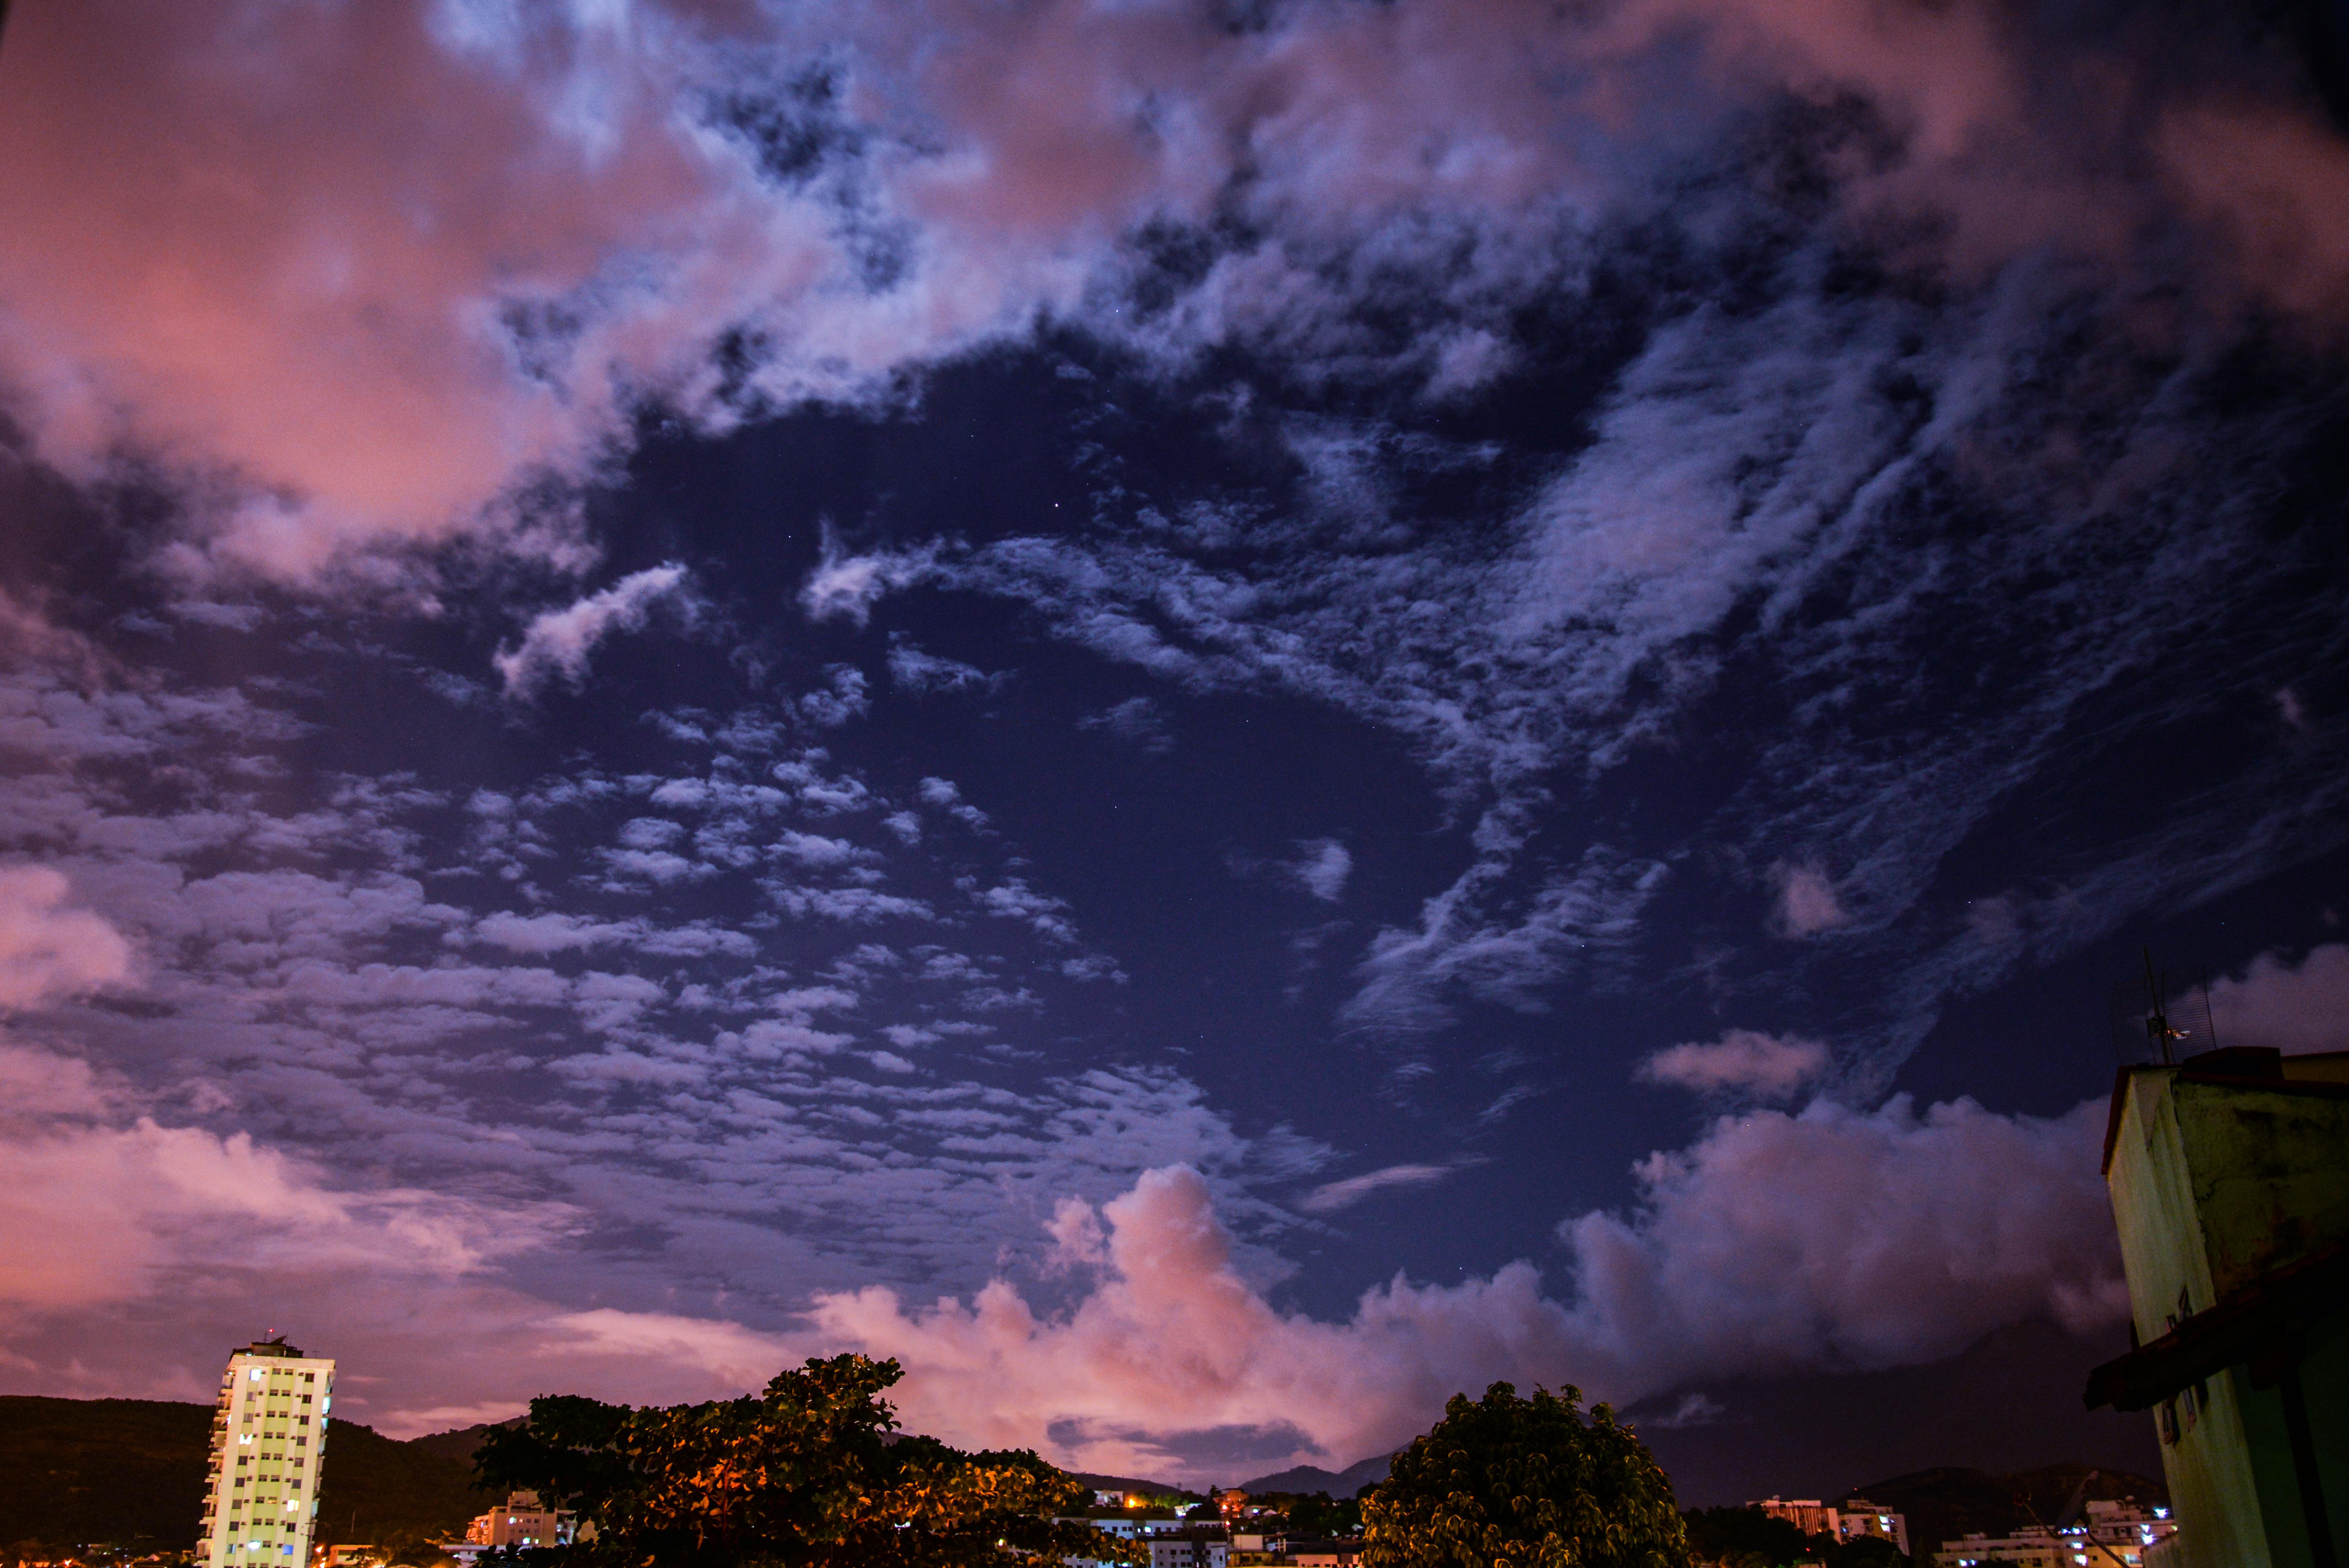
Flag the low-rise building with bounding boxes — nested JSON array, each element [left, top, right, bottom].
[[1148, 1531, 1231, 1568], [1751, 1496, 1910, 1555], [462, 1491, 574, 1549], [1836, 1497, 1910, 1555], [1066, 1511, 1209, 1541], [1931, 1501, 2179, 1568], [1753, 1499, 1838, 1539]]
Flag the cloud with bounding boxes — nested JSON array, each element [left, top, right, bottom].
[[1344, 845, 1670, 1044], [1641, 1392, 1727, 1429], [3, 0, 2344, 594], [1078, 696, 1174, 756], [1638, 1030, 1830, 1100], [800, 665, 872, 728], [1297, 1162, 1453, 1214], [803, 537, 941, 629], [0, 1041, 570, 1313], [2277, 687, 2312, 733], [804, 1094, 2125, 1484], [1286, 839, 1353, 903], [1771, 862, 1850, 938], [0, 866, 133, 1009], [542, 1307, 798, 1390], [2208, 944, 2349, 1055], [888, 639, 1005, 696], [1560, 1096, 2128, 1387], [493, 564, 696, 697]]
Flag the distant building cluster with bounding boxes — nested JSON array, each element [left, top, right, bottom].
[[1932, 1499, 2176, 1568], [198, 1339, 335, 1568], [1751, 1495, 1911, 1555], [1060, 1491, 1363, 1568], [432, 1492, 578, 1562]]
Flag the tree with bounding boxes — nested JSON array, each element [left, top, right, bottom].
[[1682, 1508, 1910, 1568], [1681, 1507, 1812, 1567], [1361, 1383, 1689, 1568], [472, 1354, 1140, 1568], [1278, 1492, 1363, 1538]]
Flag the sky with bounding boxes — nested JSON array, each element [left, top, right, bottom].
[[2, 0, 2348, 1502]]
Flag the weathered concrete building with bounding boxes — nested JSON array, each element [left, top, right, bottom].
[[2087, 1045, 2349, 1568]]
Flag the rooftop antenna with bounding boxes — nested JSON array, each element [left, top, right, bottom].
[[2143, 949, 2184, 1065]]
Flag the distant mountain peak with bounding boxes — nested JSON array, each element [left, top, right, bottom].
[[1234, 1451, 1396, 1498]]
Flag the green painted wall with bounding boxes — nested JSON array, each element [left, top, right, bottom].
[[2103, 1058, 2349, 1568]]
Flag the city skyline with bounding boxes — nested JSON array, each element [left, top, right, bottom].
[[1, 0, 2346, 1496]]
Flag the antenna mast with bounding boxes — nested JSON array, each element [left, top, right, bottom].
[[2142, 948, 2186, 1065]]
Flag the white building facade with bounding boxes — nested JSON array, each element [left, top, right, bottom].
[[199, 1339, 336, 1568], [1931, 1501, 2179, 1568], [1752, 1496, 1911, 1555], [465, 1491, 575, 1548]]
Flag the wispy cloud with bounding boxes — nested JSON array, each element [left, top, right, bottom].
[[1297, 1162, 1454, 1214], [888, 638, 1007, 697], [494, 564, 697, 699], [1079, 696, 1175, 756], [1637, 1030, 1830, 1101], [1286, 839, 1353, 904]]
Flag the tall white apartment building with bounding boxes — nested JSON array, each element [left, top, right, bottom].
[[199, 1339, 337, 1567]]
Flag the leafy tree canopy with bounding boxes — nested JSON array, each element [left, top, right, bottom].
[[1361, 1383, 1689, 1568], [1273, 1492, 1362, 1538], [472, 1354, 1140, 1568]]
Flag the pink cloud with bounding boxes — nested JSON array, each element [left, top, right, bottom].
[[494, 563, 698, 698], [0, 4, 720, 580], [801, 1096, 2124, 1484], [1638, 1029, 1829, 1100], [1298, 1163, 1455, 1214], [2155, 100, 2349, 322], [1561, 1096, 2127, 1387], [3, 0, 2334, 593], [2208, 943, 2349, 1055], [0, 1042, 572, 1313], [0, 1075, 2125, 1467], [1771, 862, 1850, 937], [0, 866, 133, 1009]]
